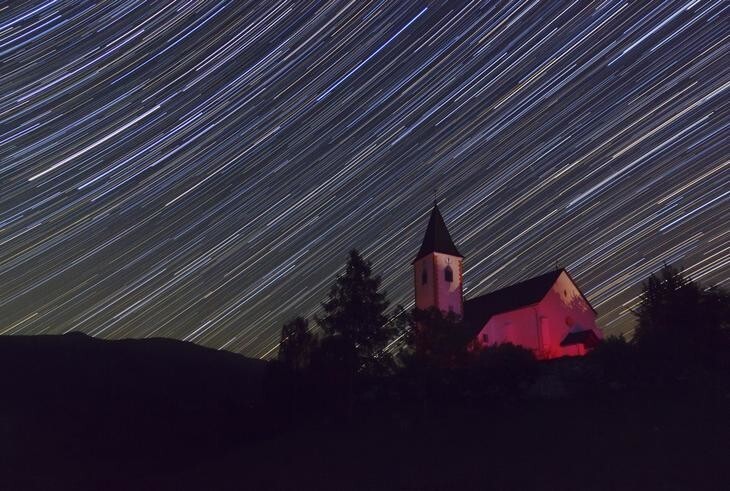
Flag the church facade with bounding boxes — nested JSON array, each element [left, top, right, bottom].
[[413, 203, 602, 360]]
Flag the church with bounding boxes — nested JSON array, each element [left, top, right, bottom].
[[413, 203, 602, 360]]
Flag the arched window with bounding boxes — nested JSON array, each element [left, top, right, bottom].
[[444, 265, 453, 283], [421, 268, 428, 285]]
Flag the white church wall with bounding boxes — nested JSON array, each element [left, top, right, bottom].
[[432, 252, 463, 316], [414, 255, 435, 310], [414, 252, 463, 316], [475, 306, 539, 350]]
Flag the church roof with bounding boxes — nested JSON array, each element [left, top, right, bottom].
[[413, 203, 462, 263], [463, 268, 597, 335]]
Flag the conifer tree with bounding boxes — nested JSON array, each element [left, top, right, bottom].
[[316, 249, 391, 372]]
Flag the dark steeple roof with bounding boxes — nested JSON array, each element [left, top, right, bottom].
[[413, 202, 462, 262]]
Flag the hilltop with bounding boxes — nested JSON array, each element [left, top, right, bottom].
[[0, 333, 267, 490]]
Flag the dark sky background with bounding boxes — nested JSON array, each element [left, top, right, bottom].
[[0, 1, 727, 358]]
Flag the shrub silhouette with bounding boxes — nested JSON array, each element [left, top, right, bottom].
[[467, 343, 538, 402], [569, 335, 638, 397], [408, 306, 470, 369]]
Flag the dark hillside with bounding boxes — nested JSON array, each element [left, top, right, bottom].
[[135, 398, 727, 491], [1, 331, 727, 490], [0, 333, 267, 489]]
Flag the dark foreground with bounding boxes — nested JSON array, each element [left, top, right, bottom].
[[1, 334, 727, 491], [119, 398, 726, 491]]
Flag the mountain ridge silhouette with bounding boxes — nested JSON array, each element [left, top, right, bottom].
[[0, 332, 268, 489]]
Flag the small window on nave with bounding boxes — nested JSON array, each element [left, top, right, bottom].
[[444, 265, 453, 283]]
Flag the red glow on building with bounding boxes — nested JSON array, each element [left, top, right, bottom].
[[414, 203, 602, 360]]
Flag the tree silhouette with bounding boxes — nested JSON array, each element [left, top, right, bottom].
[[408, 307, 469, 369], [316, 249, 392, 373], [278, 316, 315, 372], [267, 317, 317, 425], [634, 265, 695, 339], [634, 266, 729, 351], [395, 308, 467, 416], [468, 343, 538, 402], [633, 264, 730, 386], [583, 335, 637, 390]]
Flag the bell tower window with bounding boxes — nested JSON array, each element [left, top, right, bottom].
[[444, 265, 453, 283], [421, 267, 428, 285]]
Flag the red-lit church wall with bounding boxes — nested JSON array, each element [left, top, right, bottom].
[[473, 272, 602, 360], [474, 307, 539, 349]]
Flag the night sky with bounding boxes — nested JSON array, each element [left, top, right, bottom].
[[1, 1, 727, 358]]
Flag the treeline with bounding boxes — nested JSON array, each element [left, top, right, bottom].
[[265, 250, 730, 425]]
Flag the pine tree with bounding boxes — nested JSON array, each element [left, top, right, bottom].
[[316, 249, 391, 373]]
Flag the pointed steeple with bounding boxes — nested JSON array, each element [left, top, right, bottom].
[[413, 202, 462, 263]]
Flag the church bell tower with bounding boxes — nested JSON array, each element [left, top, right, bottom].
[[413, 202, 464, 316]]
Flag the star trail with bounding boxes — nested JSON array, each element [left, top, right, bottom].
[[0, 1, 727, 358]]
